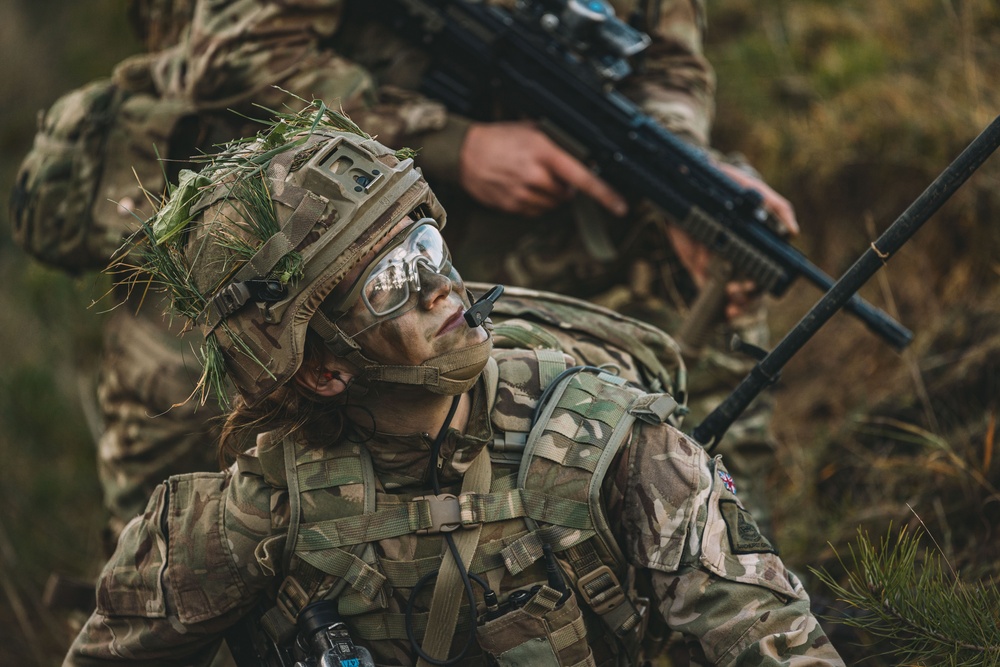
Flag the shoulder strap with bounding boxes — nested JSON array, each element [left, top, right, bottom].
[[259, 434, 382, 625], [513, 368, 676, 658]]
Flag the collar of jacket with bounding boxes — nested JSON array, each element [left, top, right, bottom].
[[350, 379, 494, 490]]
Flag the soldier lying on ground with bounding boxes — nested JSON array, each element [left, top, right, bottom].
[[64, 107, 843, 667]]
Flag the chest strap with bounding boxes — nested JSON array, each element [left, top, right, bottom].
[[418, 447, 492, 666], [294, 486, 593, 553]]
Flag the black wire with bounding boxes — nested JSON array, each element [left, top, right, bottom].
[[404, 394, 492, 665]]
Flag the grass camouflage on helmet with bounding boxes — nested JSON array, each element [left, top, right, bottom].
[[112, 100, 445, 408]]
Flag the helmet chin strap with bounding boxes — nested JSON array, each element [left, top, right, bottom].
[[363, 336, 494, 395]]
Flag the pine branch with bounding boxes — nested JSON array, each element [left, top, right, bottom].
[[812, 526, 1000, 666]]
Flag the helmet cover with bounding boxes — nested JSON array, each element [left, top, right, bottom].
[[117, 103, 449, 406]]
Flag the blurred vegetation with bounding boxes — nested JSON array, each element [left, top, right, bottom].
[[0, 2, 140, 665], [705, 0, 1000, 663], [1, 0, 999, 665]]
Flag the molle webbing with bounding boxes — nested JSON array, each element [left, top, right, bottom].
[[516, 368, 676, 657], [294, 487, 593, 551], [201, 182, 329, 331]]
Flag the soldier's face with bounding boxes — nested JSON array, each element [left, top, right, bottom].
[[335, 218, 488, 367]]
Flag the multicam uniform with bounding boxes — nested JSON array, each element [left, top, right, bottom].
[[99, 0, 772, 531], [66, 347, 840, 667]]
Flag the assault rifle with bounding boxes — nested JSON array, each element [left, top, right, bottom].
[[379, 0, 913, 350]]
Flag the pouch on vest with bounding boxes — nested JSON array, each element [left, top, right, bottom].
[[477, 585, 594, 667]]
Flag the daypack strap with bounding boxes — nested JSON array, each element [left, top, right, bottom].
[[500, 526, 598, 576], [379, 555, 443, 588], [377, 534, 526, 589], [565, 542, 641, 639], [296, 456, 366, 492], [535, 347, 569, 388]]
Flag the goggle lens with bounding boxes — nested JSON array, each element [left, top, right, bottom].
[[361, 222, 451, 316]]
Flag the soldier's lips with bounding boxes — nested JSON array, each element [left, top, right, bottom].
[[436, 308, 466, 336]]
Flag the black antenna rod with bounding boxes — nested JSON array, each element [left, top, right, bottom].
[[694, 114, 1000, 450]]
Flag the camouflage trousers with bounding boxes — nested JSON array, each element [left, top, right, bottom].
[[94, 307, 222, 546]]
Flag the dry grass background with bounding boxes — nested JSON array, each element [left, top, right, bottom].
[[0, 0, 998, 665]]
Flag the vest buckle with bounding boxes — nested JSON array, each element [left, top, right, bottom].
[[414, 493, 463, 534], [577, 564, 627, 616]]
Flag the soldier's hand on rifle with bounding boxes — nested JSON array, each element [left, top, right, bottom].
[[668, 163, 798, 321], [460, 121, 628, 217], [716, 162, 799, 236]]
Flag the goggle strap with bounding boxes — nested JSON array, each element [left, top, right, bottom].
[[311, 312, 361, 360], [308, 309, 340, 342], [311, 311, 395, 379]]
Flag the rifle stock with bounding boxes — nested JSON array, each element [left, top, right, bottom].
[[382, 0, 913, 349]]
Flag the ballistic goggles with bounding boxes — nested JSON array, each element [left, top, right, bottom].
[[330, 218, 458, 320]]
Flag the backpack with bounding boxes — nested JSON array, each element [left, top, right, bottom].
[[469, 282, 688, 412], [9, 53, 199, 272]]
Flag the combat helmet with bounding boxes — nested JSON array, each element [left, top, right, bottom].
[[120, 102, 491, 407]]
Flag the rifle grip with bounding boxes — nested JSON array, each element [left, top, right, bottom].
[[675, 258, 733, 354]]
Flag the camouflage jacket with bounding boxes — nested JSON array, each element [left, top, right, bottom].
[[65, 348, 842, 667], [151, 0, 714, 184]]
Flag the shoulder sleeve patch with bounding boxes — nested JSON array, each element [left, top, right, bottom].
[[718, 499, 776, 555], [698, 457, 800, 600]]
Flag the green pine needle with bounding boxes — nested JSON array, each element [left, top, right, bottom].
[[197, 333, 230, 409], [813, 526, 1000, 666]]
